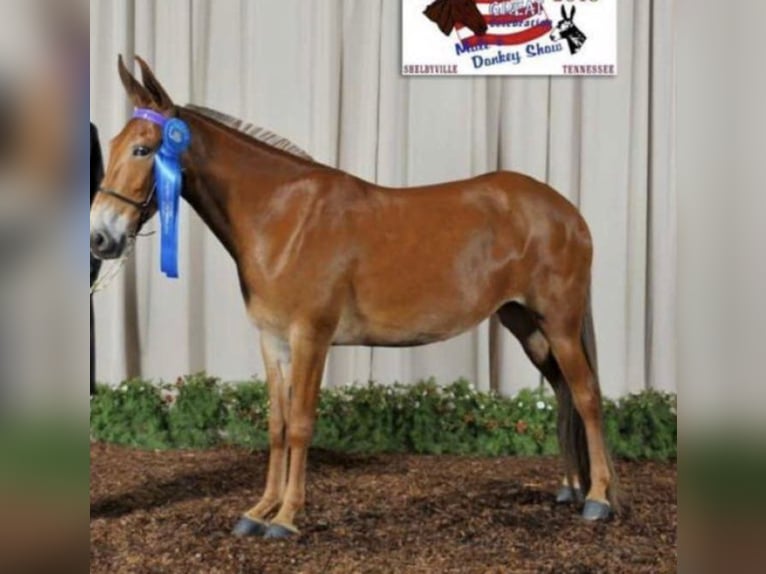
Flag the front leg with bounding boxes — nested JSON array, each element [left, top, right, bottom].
[[264, 327, 330, 538], [233, 333, 291, 537]]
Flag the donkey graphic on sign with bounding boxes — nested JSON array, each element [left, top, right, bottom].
[[550, 5, 587, 55]]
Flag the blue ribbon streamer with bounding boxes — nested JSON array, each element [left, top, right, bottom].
[[153, 118, 191, 278]]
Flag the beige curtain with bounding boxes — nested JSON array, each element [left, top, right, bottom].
[[90, 0, 676, 397]]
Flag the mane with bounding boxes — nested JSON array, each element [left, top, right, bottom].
[[184, 104, 313, 161]]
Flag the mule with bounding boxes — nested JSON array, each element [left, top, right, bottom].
[[90, 55, 618, 538]]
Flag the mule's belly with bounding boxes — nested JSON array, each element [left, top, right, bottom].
[[331, 298, 496, 347], [332, 334, 447, 348], [332, 324, 461, 347]]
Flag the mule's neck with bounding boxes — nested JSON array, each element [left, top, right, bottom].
[[176, 107, 315, 258]]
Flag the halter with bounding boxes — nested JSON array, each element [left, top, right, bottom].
[[97, 183, 156, 218]]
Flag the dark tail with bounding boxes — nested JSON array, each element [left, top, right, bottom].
[[559, 289, 620, 509]]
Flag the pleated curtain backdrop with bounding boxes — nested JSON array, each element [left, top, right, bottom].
[[90, 0, 676, 397]]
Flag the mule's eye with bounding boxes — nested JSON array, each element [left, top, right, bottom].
[[132, 145, 152, 157]]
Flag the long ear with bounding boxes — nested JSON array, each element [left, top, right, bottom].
[[423, 0, 455, 36], [569, 6, 576, 20], [561, 5, 567, 20], [118, 54, 153, 108], [134, 55, 174, 111]]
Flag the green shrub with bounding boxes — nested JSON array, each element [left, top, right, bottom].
[[315, 382, 408, 453], [221, 381, 270, 449], [90, 379, 169, 449], [166, 373, 225, 448], [90, 377, 677, 460], [604, 389, 677, 461]]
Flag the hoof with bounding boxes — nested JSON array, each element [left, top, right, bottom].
[[582, 499, 613, 521], [555, 485, 583, 504], [263, 523, 299, 539], [232, 516, 269, 537]]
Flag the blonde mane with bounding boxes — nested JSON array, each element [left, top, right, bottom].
[[185, 104, 313, 161]]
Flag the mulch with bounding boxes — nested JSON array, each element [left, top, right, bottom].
[[90, 443, 676, 573]]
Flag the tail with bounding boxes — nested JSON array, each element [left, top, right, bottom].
[[558, 289, 621, 510]]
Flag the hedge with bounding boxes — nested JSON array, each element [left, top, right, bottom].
[[90, 374, 676, 460]]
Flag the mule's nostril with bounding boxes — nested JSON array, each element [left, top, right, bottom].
[[91, 230, 113, 255]]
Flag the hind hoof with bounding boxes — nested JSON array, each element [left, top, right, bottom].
[[264, 523, 299, 539], [555, 485, 583, 504], [232, 516, 269, 537], [582, 499, 612, 521]]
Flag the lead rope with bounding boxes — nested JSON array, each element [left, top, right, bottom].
[[89, 236, 136, 295], [89, 228, 156, 295]]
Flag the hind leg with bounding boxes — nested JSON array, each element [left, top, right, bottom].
[[543, 322, 613, 519], [496, 303, 582, 504]]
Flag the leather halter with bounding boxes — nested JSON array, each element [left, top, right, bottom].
[[97, 182, 156, 211], [96, 182, 157, 226]]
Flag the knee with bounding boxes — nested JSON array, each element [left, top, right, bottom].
[[287, 417, 314, 447]]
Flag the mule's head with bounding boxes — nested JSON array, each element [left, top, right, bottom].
[[90, 55, 175, 260], [424, 0, 488, 37], [550, 5, 575, 42]]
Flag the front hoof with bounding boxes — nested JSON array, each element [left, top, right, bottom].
[[582, 499, 613, 521], [232, 516, 269, 537], [264, 523, 299, 539], [555, 485, 583, 504]]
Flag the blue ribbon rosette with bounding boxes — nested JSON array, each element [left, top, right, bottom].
[[154, 118, 191, 278]]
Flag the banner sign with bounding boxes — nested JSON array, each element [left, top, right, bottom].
[[402, 0, 617, 76]]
